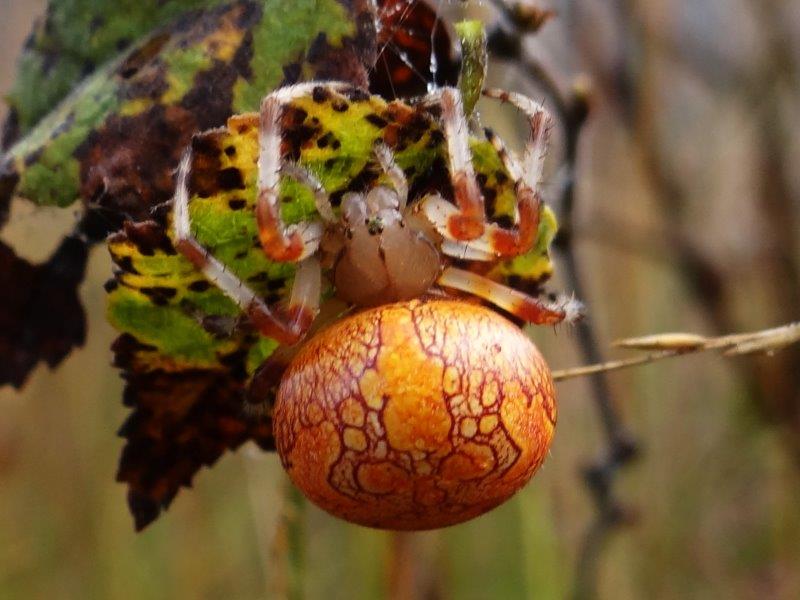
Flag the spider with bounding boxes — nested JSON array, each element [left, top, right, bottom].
[[171, 81, 581, 354]]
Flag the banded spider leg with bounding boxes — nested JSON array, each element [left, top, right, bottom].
[[419, 87, 580, 324], [420, 86, 548, 258], [173, 83, 361, 344]]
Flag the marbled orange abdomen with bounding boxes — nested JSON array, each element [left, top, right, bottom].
[[274, 299, 556, 529]]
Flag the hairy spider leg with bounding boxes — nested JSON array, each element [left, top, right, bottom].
[[437, 266, 583, 325], [420, 87, 486, 241], [373, 142, 409, 210], [280, 162, 336, 223], [244, 297, 351, 416], [480, 88, 553, 255], [421, 87, 548, 259], [256, 82, 351, 262], [172, 149, 321, 346], [483, 89, 551, 189]]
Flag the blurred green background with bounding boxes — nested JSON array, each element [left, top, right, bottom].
[[1, 0, 799, 598]]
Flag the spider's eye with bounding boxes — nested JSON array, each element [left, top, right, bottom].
[[273, 299, 556, 530], [367, 218, 384, 235]]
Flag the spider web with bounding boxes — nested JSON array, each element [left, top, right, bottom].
[[371, 0, 460, 99]]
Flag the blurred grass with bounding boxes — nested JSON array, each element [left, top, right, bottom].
[[2, 1, 800, 598]]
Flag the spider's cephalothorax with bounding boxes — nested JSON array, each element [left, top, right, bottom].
[[320, 145, 440, 307], [172, 82, 581, 348]]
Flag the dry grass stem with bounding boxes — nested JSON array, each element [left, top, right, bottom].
[[553, 322, 800, 381]]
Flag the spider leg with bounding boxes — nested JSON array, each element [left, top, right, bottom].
[[420, 87, 486, 241], [421, 193, 496, 261], [479, 127, 542, 256], [281, 162, 336, 223], [256, 82, 351, 262], [477, 88, 553, 257], [437, 266, 583, 325], [483, 88, 551, 189], [373, 142, 408, 210], [419, 87, 548, 258], [258, 256, 322, 342], [244, 296, 349, 416], [172, 148, 320, 346], [424, 168, 538, 261]]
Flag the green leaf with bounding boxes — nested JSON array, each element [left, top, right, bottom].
[[2, 0, 376, 213], [5, 0, 235, 139]]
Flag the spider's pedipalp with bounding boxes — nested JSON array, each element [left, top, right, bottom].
[[286, 221, 324, 259], [281, 163, 336, 223], [373, 142, 408, 211]]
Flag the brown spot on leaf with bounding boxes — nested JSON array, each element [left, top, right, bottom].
[[116, 255, 140, 275], [331, 98, 350, 112], [365, 113, 388, 129], [316, 131, 335, 149], [1, 107, 20, 150], [118, 33, 170, 80], [0, 164, 19, 227], [347, 163, 381, 192], [139, 286, 178, 306], [188, 132, 225, 198], [188, 279, 212, 292], [281, 109, 323, 161], [78, 104, 196, 221], [109, 220, 176, 257], [312, 85, 331, 103], [217, 167, 245, 191]]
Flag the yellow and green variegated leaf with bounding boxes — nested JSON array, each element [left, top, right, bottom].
[[107, 87, 558, 377], [4, 0, 232, 142]]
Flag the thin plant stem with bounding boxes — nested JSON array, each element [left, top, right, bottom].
[[275, 479, 307, 600], [553, 322, 800, 381], [487, 7, 637, 597]]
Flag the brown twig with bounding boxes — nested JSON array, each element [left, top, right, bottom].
[[487, 8, 638, 599], [541, 0, 800, 592], [603, 0, 800, 462]]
